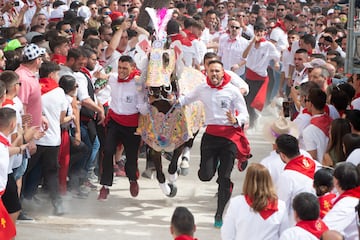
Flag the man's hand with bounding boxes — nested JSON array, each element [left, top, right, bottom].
[[97, 109, 106, 126], [226, 110, 237, 125], [41, 115, 49, 131]]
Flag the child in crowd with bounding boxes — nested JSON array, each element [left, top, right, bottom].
[[313, 168, 336, 218]]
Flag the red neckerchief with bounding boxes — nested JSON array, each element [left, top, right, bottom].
[[2, 98, 14, 106], [206, 72, 231, 90], [39, 78, 59, 95], [51, 54, 67, 65], [256, 38, 266, 44], [170, 34, 192, 47], [116, 48, 125, 54], [118, 68, 141, 83], [301, 108, 311, 116], [288, 46, 292, 52], [333, 186, 360, 206], [307, 49, 313, 56], [310, 113, 332, 137], [318, 193, 336, 219], [80, 67, 92, 80], [296, 219, 329, 238], [201, 69, 206, 75], [355, 92, 360, 99], [244, 195, 278, 220], [0, 134, 10, 147], [275, 20, 287, 32], [174, 235, 197, 240], [284, 155, 315, 179], [183, 29, 197, 41]]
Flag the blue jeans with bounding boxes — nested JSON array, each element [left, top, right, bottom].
[[80, 124, 100, 176]]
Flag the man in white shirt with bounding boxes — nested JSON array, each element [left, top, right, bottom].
[[178, 60, 250, 228], [276, 134, 317, 229], [98, 55, 146, 200], [345, 110, 360, 165], [302, 88, 332, 162], [218, 19, 249, 78]]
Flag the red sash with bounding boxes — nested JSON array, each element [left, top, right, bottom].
[[333, 186, 360, 206], [107, 109, 139, 127], [244, 195, 278, 220], [318, 193, 336, 219], [175, 235, 197, 240], [51, 54, 67, 65], [296, 219, 329, 238], [284, 155, 315, 179], [39, 78, 59, 95], [245, 68, 268, 111], [206, 72, 231, 90], [206, 125, 251, 162], [0, 196, 16, 240], [118, 69, 141, 83], [310, 114, 332, 137]]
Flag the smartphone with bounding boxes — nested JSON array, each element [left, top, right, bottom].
[[282, 101, 290, 118], [14, 1, 19, 6]]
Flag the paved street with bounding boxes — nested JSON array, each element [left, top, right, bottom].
[[16, 111, 276, 240]]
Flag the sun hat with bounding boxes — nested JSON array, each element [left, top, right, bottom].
[[263, 116, 299, 143]]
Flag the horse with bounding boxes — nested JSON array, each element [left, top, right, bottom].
[[135, 38, 204, 197]]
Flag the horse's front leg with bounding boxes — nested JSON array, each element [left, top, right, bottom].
[[148, 148, 164, 183]]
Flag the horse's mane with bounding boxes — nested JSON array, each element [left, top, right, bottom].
[[137, 0, 171, 30]]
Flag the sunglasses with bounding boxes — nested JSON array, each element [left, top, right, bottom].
[[316, 23, 323, 27], [318, 42, 324, 47], [121, 4, 130, 7], [15, 82, 21, 86], [104, 11, 111, 15], [288, 2, 295, 4], [217, 6, 225, 9], [278, 9, 285, 11], [236, 14, 245, 17], [64, 29, 73, 33], [230, 25, 240, 30]]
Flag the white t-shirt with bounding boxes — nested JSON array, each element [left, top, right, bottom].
[[36, 87, 67, 146], [0, 132, 10, 192], [346, 148, 360, 166], [279, 226, 318, 240], [323, 196, 359, 240], [269, 27, 288, 52], [221, 195, 287, 240]]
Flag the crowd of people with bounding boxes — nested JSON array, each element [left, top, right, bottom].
[[0, 0, 359, 239]]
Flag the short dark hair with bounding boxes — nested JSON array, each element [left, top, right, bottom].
[[314, 168, 334, 196], [208, 60, 223, 67], [49, 36, 69, 53], [333, 162, 359, 191], [0, 107, 16, 129], [301, 34, 316, 48], [293, 192, 320, 220], [295, 48, 308, 55], [345, 110, 360, 131], [119, 55, 135, 65], [59, 75, 77, 94], [342, 133, 360, 159], [275, 134, 300, 159], [284, 14, 297, 22], [254, 22, 266, 31], [167, 19, 180, 35], [39, 61, 60, 78], [0, 71, 19, 91], [308, 88, 326, 110], [171, 207, 195, 236], [67, 47, 86, 62], [204, 52, 218, 62]]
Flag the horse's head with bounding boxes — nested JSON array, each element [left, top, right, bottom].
[[146, 40, 178, 114]]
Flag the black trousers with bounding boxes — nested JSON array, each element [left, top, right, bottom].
[[100, 119, 141, 186], [23, 145, 60, 201], [198, 133, 236, 219]]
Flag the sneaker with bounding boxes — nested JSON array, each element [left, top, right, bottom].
[[17, 212, 34, 221], [98, 186, 109, 201], [129, 180, 139, 197], [114, 164, 126, 177], [52, 199, 65, 216], [214, 216, 223, 228], [84, 181, 97, 190]]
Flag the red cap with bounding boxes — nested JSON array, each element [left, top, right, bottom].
[[109, 11, 123, 21]]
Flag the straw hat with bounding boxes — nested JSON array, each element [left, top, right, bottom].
[[263, 117, 299, 143]]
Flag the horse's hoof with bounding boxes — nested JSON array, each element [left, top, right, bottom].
[[159, 182, 171, 195], [167, 183, 177, 198]]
